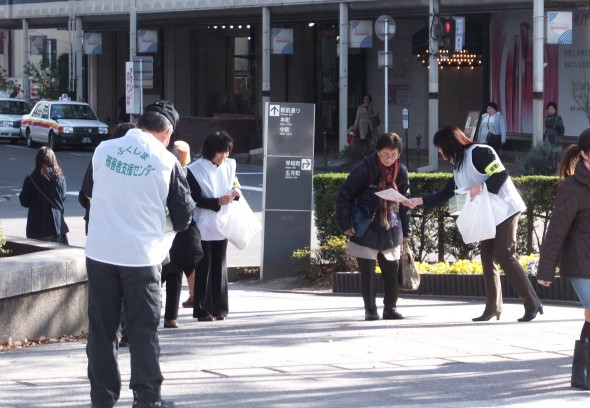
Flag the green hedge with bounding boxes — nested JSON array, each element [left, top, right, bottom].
[[313, 172, 558, 261]]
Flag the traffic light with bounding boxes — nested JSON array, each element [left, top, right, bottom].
[[440, 16, 455, 51]]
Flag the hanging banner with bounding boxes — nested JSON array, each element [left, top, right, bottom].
[[350, 20, 372, 48], [272, 28, 293, 54], [547, 11, 573, 45], [30, 35, 46, 55], [138, 30, 158, 53], [125, 62, 140, 115], [84, 33, 103, 55]]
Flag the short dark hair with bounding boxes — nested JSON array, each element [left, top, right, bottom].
[[487, 102, 499, 111], [362, 94, 372, 103], [111, 122, 135, 139], [546, 101, 557, 111], [375, 132, 403, 155], [201, 130, 234, 160], [433, 125, 474, 170]]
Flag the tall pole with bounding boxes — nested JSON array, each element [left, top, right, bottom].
[[129, 0, 137, 120], [383, 18, 389, 133], [75, 16, 83, 101], [338, 3, 349, 150], [129, 0, 136, 61], [532, 0, 544, 146], [419, 0, 440, 172], [262, 7, 271, 127], [22, 19, 30, 102]]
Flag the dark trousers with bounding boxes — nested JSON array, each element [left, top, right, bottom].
[[357, 253, 400, 312], [161, 262, 182, 321], [480, 213, 541, 313], [86, 258, 163, 407], [193, 240, 229, 318]]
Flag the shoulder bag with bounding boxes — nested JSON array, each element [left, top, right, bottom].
[[28, 175, 63, 213], [399, 240, 420, 291], [351, 202, 375, 238]]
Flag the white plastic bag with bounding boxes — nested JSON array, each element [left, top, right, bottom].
[[455, 184, 496, 244], [217, 197, 262, 250]]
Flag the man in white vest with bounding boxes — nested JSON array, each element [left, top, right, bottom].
[[85, 100, 194, 408]]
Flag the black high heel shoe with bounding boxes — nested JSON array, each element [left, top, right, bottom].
[[517, 304, 543, 322], [472, 311, 501, 322]]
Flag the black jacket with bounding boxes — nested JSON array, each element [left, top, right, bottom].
[[20, 168, 69, 239], [335, 152, 412, 251]]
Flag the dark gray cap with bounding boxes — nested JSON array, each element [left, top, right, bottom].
[[144, 100, 179, 131]]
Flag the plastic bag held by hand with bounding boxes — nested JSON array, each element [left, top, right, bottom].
[[217, 196, 261, 250], [455, 183, 496, 244]]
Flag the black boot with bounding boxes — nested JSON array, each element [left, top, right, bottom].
[[572, 340, 590, 390], [358, 259, 378, 321]]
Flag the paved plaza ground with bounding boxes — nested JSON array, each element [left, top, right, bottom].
[[1, 281, 589, 408]]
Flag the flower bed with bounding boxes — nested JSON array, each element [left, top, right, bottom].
[[333, 255, 578, 302]]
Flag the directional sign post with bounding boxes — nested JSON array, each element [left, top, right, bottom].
[[402, 108, 409, 168], [262, 102, 315, 280]]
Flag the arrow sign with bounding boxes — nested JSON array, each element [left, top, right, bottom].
[[270, 104, 280, 116], [301, 159, 312, 170]]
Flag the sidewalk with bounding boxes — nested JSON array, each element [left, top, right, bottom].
[[1, 282, 588, 407]]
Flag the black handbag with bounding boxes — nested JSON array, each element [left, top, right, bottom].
[[486, 132, 501, 146], [351, 202, 375, 238]]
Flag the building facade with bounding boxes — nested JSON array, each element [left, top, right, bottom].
[[0, 0, 588, 167]]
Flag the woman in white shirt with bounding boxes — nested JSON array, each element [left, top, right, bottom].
[[187, 131, 241, 321]]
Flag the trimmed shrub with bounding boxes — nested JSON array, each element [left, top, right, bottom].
[[314, 172, 559, 261], [517, 141, 561, 176]]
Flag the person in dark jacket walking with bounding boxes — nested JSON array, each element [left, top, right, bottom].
[[19, 146, 69, 244], [335, 132, 412, 321], [537, 129, 590, 390], [406, 125, 543, 323]]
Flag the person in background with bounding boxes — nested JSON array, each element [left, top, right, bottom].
[[85, 100, 194, 408], [353, 94, 380, 144], [544, 101, 565, 149], [9, 83, 22, 98], [405, 125, 543, 323], [477, 102, 507, 154], [188, 131, 240, 322], [537, 129, 590, 390], [19, 146, 69, 244], [161, 141, 204, 329], [335, 132, 412, 321]]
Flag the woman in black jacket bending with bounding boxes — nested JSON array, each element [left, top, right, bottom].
[[335, 132, 412, 321]]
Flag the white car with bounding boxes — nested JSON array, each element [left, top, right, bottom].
[[21, 100, 110, 149], [0, 98, 32, 144]]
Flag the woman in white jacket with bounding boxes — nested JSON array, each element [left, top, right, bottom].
[[187, 131, 241, 321], [477, 102, 507, 153]]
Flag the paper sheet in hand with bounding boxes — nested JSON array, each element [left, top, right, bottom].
[[374, 188, 406, 202]]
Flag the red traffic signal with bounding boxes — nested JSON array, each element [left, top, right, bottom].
[[440, 16, 456, 51]]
